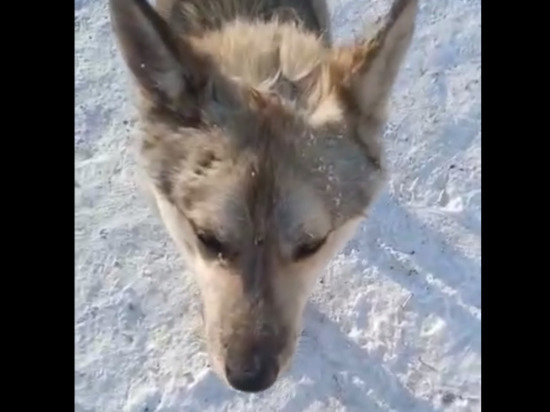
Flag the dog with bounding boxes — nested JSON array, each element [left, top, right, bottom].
[[109, 0, 418, 393]]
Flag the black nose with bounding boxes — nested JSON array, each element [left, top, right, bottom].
[[225, 352, 279, 393]]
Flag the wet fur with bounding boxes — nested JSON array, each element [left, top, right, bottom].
[[110, 0, 418, 392]]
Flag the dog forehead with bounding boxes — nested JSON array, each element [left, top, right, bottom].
[[173, 137, 324, 236], [182, 130, 375, 227], [158, 103, 380, 235]]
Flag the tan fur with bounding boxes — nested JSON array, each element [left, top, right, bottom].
[[110, 0, 418, 392]]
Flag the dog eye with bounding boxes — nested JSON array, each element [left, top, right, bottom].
[[293, 238, 326, 261], [196, 231, 226, 258]]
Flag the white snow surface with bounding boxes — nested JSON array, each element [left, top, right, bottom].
[[75, 0, 481, 411]]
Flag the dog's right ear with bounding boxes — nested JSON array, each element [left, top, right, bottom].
[[109, 0, 208, 120]]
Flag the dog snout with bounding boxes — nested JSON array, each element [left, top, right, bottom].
[[224, 347, 279, 392]]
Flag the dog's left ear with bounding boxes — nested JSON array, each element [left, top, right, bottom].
[[334, 0, 418, 118]]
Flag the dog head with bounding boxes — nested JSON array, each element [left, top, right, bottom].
[[110, 0, 417, 392]]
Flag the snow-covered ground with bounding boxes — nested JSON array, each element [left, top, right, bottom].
[[74, 0, 481, 411]]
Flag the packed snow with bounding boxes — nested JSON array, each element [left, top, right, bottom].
[[74, 0, 481, 411]]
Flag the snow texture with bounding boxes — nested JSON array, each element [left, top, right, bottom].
[[75, 0, 481, 411]]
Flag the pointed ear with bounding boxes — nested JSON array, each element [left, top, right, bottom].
[[334, 0, 418, 116], [109, 0, 208, 118]]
